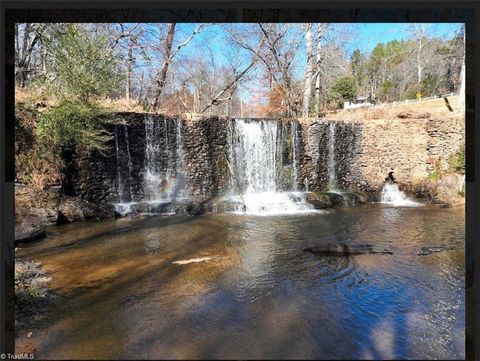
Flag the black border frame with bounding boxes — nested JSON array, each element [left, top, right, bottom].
[[1, 1, 478, 359]]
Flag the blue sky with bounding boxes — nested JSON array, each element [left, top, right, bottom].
[[343, 23, 463, 56], [170, 23, 463, 67], [135, 23, 463, 103]]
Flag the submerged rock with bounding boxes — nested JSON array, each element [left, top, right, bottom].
[[303, 243, 393, 256], [15, 227, 46, 245], [305, 192, 332, 209], [306, 191, 368, 208], [418, 245, 455, 256]]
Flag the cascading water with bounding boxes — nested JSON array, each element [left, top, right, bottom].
[[327, 122, 337, 190], [144, 116, 187, 202], [124, 124, 134, 200], [291, 122, 299, 191], [380, 182, 419, 206], [325, 122, 351, 206], [227, 119, 317, 215], [114, 126, 126, 203], [114, 124, 135, 215], [114, 116, 189, 215]]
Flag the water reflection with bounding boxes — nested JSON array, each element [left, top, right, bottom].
[[16, 204, 465, 359]]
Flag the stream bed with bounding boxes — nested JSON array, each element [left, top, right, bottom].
[[15, 204, 465, 359]]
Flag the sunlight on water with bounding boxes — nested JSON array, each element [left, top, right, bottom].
[[231, 192, 322, 216], [15, 205, 465, 360]]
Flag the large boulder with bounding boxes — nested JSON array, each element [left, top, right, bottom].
[[57, 197, 115, 223], [15, 184, 116, 230], [15, 225, 46, 245], [305, 192, 332, 209], [305, 191, 368, 208]]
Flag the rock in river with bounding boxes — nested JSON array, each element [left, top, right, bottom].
[[303, 243, 393, 256]]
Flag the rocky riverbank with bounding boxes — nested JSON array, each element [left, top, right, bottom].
[[15, 183, 116, 244]]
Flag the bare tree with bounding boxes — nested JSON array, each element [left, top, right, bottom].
[[302, 23, 314, 117], [15, 23, 48, 86], [151, 23, 205, 112], [457, 31, 465, 113], [200, 35, 266, 114], [313, 24, 329, 116], [407, 24, 429, 85], [151, 23, 176, 111]]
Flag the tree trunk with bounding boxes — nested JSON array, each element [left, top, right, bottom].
[[302, 23, 313, 117], [16, 23, 46, 87], [314, 28, 322, 116], [137, 72, 144, 104], [126, 43, 133, 101], [151, 23, 176, 112], [457, 37, 465, 113], [417, 39, 423, 84]]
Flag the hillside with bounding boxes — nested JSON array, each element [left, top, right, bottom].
[[322, 95, 461, 122]]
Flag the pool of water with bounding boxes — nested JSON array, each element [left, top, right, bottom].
[[15, 204, 465, 359]]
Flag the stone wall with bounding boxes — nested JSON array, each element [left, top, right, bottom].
[[301, 115, 465, 197], [301, 121, 363, 191], [183, 116, 230, 200], [68, 113, 464, 205], [69, 113, 232, 204]]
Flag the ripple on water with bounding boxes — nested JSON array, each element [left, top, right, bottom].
[[15, 204, 465, 360]]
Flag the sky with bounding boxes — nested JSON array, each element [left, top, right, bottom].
[[134, 22, 463, 103], [170, 23, 463, 67], [344, 23, 463, 56]]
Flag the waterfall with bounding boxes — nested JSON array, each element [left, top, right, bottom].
[[327, 122, 337, 190], [114, 124, 134, 215], [228, 119, 316, 215], [114, 116, 189, 215], [114, 126, 125, 203], [380, 183, 419, 206], [174, 119, 188, 199], [231, 119, 278, 193], [143, 116, 187, 201], [291, 122, 299, 191], [144, 115, 158, 199], [123, 124, 134, 201]]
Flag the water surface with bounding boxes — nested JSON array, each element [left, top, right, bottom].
[[16, 204, 465, 359]]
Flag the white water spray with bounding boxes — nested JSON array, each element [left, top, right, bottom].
[[123, 124, 134, 200], [115, 117, 189, 215], [228, 119, 317, 216], [380, 183, 419, 207], [291, 122, 299, 191], [327, 122, 337, 190], [114, 125, 125, 203], [144, 116, 187, 201]]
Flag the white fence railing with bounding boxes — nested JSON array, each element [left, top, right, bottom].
[[373, 92, 459, 108]]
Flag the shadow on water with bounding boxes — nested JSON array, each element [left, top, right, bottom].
[[15, 204, 465, 359]]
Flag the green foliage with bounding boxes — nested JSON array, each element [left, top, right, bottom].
[[449, 144, 465, 175], [328, 76, 357, 108], [384, 40, 404, 65], [427, 169, 441, 182], [37, 101, 113, 153], [15, 262, 49, 311], [380, 80, 394, 101], [420, 73, 442, 97], [427, 159, 442, 182], [351, 49, 365, 87], [368, 43, 385, 74], [41, 24, 122, 101], [401, 85, 420, 100]]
